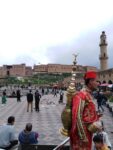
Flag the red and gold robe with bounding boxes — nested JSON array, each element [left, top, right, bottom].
[[70, 88, 100, 150]]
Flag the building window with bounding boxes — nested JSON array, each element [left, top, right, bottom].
[[109, 73, 111, 77], [104, 53, 106, 57], [7, 70, 10, 76]]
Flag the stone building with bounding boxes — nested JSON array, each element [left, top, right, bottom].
[[0, 67, 3, 77], [0, 63, 97, 79], [33, 64, 97, 74], [98, 69, 113, 83], [25, 66, 33, 76], [33, 64, 72, 74], [48, 64, 72, 74], [2, 64, 26, 77], [0, 64, 32, 77], [33, 64, 47, 74], [84, 66, 98, 72]]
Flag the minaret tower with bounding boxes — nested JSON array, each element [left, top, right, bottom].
[[99, 31, 108, 70]]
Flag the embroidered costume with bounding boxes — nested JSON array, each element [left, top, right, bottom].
[[70, 71, 100, 150]]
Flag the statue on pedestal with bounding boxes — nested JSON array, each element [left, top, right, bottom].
[[73, 53, 78, 65]]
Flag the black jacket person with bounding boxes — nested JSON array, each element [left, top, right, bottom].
[[27, 90, 33, 112], [35, 90, 41, 112]]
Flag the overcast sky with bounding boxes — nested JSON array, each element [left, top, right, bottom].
[[0, 0, 113, 69]]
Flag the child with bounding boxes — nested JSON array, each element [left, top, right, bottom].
[[93, 134, 109, 150], [94, 121, 111, 150]]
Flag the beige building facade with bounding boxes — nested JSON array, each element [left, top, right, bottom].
[[0, 64, 32, 78], [33, 64, 72, 74], [48, 64, 72, 73], [25, 66, 33, 76], [98, 69, 113, 83], [0, 63, 97, 78], [33, 64, 97, 74], [33, 65, 47, 74], [84, 66, 98, 72]]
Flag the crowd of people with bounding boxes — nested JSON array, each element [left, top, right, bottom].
[[0, 87, 65, 150], [1, 87, 64, 112], [0, 71, 112, 150], [26, 88, 64, 112]]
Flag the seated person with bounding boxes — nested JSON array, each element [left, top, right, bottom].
[[18, 123, 38, 144], [93, 134, 109, 150], [0, 116, 18, 150]]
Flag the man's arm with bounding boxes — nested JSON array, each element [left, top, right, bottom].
[[83, 101, 101, 133]]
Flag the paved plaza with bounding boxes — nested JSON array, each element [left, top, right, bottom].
[[0, 92, 68, 146], [0, 92, 113, 147]]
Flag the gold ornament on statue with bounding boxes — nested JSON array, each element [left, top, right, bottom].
[[60, 54, 78, 136]]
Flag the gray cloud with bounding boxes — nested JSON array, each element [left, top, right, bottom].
[[45, 21, 113, 69], [2, 22, 113, 70]]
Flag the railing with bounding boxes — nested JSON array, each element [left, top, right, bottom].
[[53, 137, 70, 150]]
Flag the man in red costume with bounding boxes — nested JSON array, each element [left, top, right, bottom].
[[70, 71, 101, 150]]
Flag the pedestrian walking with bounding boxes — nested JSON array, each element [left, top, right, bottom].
[[35, 90, 41, 112], [59, 91, 64, 103], [3, 89, 7, 95], [26, 90, 33, 112], [96, 91, 104, 112], [54, 90, 57, 97], [16, 89, 21, 102], [42, 88, 44, 95], [2, 91, 7, 104]]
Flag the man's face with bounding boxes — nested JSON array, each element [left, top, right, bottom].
[[89, 78, 98, 91]]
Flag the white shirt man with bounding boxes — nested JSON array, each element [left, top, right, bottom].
[[0, 116, 18, 149]]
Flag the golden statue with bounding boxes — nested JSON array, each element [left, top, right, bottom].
[[60, 54, 77, 136]]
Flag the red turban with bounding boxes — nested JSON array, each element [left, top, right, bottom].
[[84, 71, 97, 79]]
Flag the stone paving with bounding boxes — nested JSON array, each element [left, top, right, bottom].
[[100, 105, 113, 147], [0, 92, 68, 146], [0, 92, 113, 148]]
